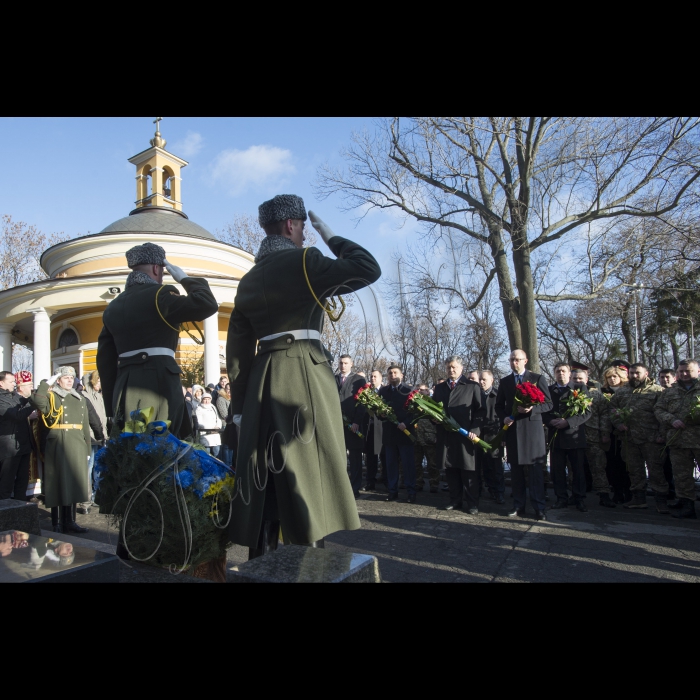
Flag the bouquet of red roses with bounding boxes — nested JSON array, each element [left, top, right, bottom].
[[354, 383, 415, 441], [488, 381, 547, 450], [404, 390, 492, 453]]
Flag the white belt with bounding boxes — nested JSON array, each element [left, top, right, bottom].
[[259, 329, 321, 341], [119, 347, 176, 358]]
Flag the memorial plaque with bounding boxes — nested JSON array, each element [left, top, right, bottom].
[[228, 546, 381, 583], [0, 530, 119, 583]]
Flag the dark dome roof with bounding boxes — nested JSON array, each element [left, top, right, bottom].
[[99, 206, 215, 240]]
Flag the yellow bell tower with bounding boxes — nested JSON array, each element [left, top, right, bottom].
[[128, 117, 188, 211]]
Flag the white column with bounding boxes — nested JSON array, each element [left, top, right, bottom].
[[0, 323, 13, 372], [29, 308, 52, 382], [203, 312, 220, 388]]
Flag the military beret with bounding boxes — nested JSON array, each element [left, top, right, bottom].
[[125, 242, 166, 269], [258, 194, 307, 228]]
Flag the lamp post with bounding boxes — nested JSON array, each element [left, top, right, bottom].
[[670, 315, 695, 359], [625, 284, 642, 363]]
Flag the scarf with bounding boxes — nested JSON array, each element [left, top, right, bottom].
[[126, 270, 159, 288], [255, 235, 298, 263]]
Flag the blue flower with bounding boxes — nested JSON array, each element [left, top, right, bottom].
[[175, 469, 194, 489]]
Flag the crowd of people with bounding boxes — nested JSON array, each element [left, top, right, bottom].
[[333, 352, 700, 521]]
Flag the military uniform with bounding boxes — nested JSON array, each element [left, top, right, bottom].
[[97, 266, 217, 439], [414, 416, 438, 491], [608, 378, 668, 505], [655, 379, 700, 512], [584, 388, 613, 494]]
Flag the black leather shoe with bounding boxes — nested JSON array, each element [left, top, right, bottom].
[[467, 507, 479, 515], [361, 483, 375, 492], [444, 501, 462, 511], [495, 493, 505, 504], [551, 498, 569, 509], [575, 500, 588, 512], [507, 508, 526, 517], [65, 521, 89, 533], [385, 493, 399, 501], [406, 494, 416, 503], [534, 510, 547, 521]]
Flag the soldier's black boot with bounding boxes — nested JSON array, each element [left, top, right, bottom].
[[63, 504, 89, 533], [598, 492, 616, 508], [51, 507, 62, 533], [655, 493, 670, 514], [669, 498, 684, 510], [248, 519, 280, 560], [671, 498, 697, 519], [623, 490, 648, 509]]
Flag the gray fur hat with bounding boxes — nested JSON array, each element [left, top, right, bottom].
[[258, 194, 307, 228], [56, 366, 76, 377], [125, 242, 166, 269]]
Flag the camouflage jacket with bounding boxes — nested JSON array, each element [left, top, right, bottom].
[[584, 388, 609, 443], [654, 379, 700, 449], [608, 378, 663, 445], [414, 416, 437, 446]]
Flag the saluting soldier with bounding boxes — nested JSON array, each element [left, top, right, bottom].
[[227, 195, 381, 558], [97, 242, 218, 439]]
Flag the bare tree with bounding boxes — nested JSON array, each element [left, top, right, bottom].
[[316, 117, 700, 371]]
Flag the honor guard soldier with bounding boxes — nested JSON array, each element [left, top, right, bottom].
[[97, 242, 218, 439]]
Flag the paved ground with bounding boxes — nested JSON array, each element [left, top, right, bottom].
[[35, 481, 700, 582]]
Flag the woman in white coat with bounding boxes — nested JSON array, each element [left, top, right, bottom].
[[194, 393, 222, 457]]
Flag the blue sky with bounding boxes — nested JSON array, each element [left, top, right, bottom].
[[0, 117, 417, 283]]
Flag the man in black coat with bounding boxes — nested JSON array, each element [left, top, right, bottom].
[[378, 364, 416, 502], [478, 370, 505, 504], [362, 369, 384, 491], [0, 371, 35, 501], [544, 363, 592, 512], [433, 356, 482, 513], [496, 349, 553, 520], [336, 354, 367, 497]]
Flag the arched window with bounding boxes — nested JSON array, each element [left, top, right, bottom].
[[58, 328, 79, 348]]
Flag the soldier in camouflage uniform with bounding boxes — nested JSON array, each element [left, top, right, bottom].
[[608, 363, 669, 512], [414, 385, 439, 492], [573, 368, 615, 507], [654, 359, 700, 519]]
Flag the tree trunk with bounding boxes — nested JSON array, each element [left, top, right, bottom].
[[621, 313, 635, 363], [670, 334, 680, 368]]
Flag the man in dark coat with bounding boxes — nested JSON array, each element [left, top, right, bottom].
[[478, 370, 505, 504], [97, 242, 218, 439], [0, 371, 35, 501], [543, 363, 592, 512], [496, 348, 553, 520], [227, 196, 381, 558], [336, 354, 367, 497], [433, 356, 482, 513], [378, 364, 416, 502], [362, 369, 384, 490]]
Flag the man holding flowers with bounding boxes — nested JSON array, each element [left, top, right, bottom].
[[495, 349, 553, 520], [544, 363, 592, 512], [654, 359, 700, 519]]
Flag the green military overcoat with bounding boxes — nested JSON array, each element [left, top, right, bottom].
[[97, 277, 218, 437], [30, 381, 91, 508], [227, 235, 381, 548]]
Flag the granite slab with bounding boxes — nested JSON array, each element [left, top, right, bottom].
[[228, 546, 381, 583], [0, 499, 41, 535], [0, 530, 119, 583]]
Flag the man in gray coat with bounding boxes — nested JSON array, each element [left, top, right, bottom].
[[227, 195, 381, 559]]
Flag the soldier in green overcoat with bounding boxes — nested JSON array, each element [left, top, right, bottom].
[[30, 366, 92, 533], [97, 242, 218, 439], [227, 195, 381, 557]]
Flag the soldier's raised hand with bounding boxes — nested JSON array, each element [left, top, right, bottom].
[[164, 259, 188, 283], [308, 211, 338, 246]]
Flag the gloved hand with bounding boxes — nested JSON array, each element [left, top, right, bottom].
[[308, 211, 338, 246], [164, 259, 189, 283], [48, 374, 61, 386]]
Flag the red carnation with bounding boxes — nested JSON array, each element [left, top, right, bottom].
[[404, 389, 420, 409]]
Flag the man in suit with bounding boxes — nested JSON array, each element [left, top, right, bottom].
[[378, 364, 416, 502], [362, 369, 384, 490], [433, 356, 482, 513], [544, 363, 592, 512], [478, 370, 505, 504], [495, 348, 553, 521], [336, 354, 367, 497]]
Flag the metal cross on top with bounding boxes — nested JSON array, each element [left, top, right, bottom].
[[153, 116, 163, 130]]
